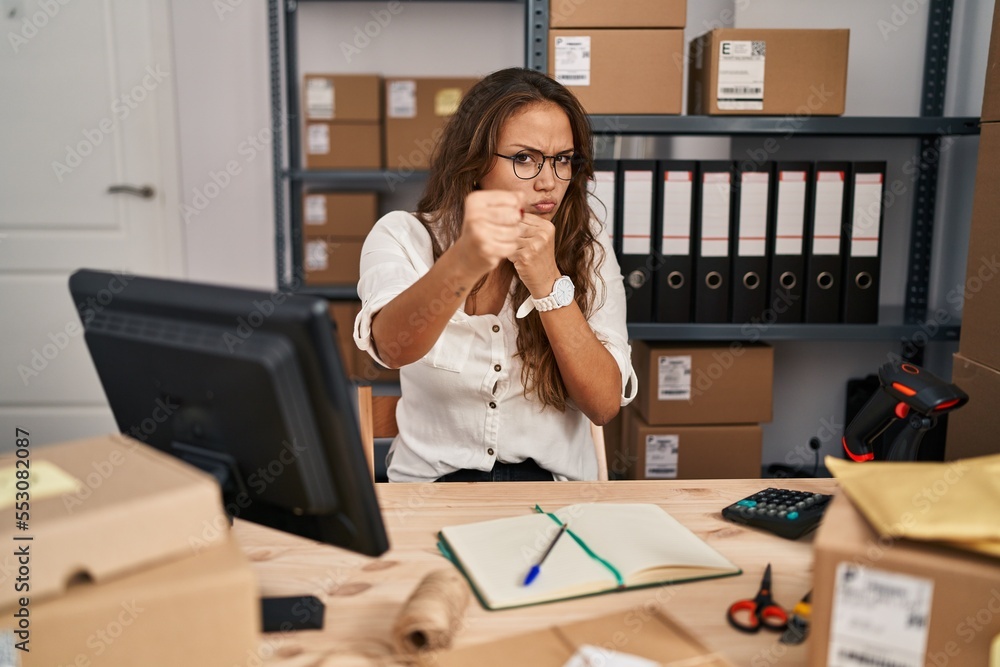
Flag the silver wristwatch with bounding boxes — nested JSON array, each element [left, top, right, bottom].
[[516, 275, 575, 319]]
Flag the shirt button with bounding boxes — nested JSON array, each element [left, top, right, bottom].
[[492, 325, 500, 333], [487, 448, 495, 456], [489, 401, 497, 409], [494, 364, 501, 372]]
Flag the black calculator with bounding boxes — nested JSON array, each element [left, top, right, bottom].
[[721, 488, 833, 540]]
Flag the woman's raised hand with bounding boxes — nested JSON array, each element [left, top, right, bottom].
[[455, 190, 525, 275]]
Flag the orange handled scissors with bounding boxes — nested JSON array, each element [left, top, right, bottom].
[[726, 564, 789, 633]]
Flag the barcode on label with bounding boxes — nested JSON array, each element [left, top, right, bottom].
[[720, 86, 762, 95], [752, 40, 766, 56], [648, 468, 676, 475], [559, 74, 588, 80], [836, 650, 909, 667]]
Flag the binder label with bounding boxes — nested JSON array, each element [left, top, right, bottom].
[[589, 170, 616, 244], [827, 563, 932, 667], [851, 173, 884, 257], [775, 171, 807, 255], [643, 435, 679, 480], [622, 171, 653, 255], [305, 195, 326, 225], [701, 173, 731, 257], [738, 172, 769, 257], [657, 355, 691, 401], [662, 171, 692, 256], [306, 77, 334, 119], [813, 171, 845, 255], [554, 36, 591, 86], [388, 80, 417, 119], [718, 40, 765, 111]]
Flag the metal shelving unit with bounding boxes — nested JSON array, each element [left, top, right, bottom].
[[269, 0, 977, 346]]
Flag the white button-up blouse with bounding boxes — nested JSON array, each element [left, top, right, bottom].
[[354, 211, 637, 482]]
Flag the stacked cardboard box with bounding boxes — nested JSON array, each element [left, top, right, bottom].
[[810, 493, 1000, 667], [384, 77, 479, 170], [328, 301, 399, 383], [547, 0, 686, 115], [303, 192, 377, 286], [687, 29, 849, 116], [303, 74, 382, 169], [947, 3, 1000, 460], [610, 341, 771, 479], [0, 435, 258, 666]]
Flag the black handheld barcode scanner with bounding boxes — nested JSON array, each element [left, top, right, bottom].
[[842, 361, 968, 462]]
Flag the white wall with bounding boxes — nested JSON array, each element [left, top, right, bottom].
[[166, 0, 994, 470]]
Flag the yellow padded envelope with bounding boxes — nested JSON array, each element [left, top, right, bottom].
[[826, 454, 1000, 558]]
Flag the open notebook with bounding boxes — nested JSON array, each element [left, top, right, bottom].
[[437, 503, 741, 610]]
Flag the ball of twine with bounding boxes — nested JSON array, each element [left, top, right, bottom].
[[392, 569, 471, 656]]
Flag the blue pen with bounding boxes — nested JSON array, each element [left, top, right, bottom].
[[523, 521, 569, 586]]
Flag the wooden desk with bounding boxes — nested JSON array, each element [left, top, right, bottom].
[[235, 479, 838, 666]]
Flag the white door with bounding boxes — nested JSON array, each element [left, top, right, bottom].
[[0, 0, 184, 447]]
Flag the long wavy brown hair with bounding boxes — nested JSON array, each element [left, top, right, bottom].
[[415, 67, 605, 411]]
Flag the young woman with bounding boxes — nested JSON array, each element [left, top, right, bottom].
[[354, 67, 636, 482]]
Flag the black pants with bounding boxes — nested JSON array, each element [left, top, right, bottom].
[[436, 458, 554, 482]]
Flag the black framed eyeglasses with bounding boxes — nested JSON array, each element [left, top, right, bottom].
[[494, 150, 577, 181]]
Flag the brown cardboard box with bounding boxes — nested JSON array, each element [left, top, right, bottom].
[[304, 121, 382, 169], [304, 237, 364, 285], [549, 29, 684, 115], [810, 493, 1000, 667], [384, 77, 479, 170], [688, 29, 849, 116], [947, 352, 1000, 461], [434, 606, 732, 666], [303, 74, 381, 121], [303, 192, 378, 237], [983, 3, 1000, 123], [958, 122, 1000, 370], [631, 340, 773, 425], [622, 407, 762, 479], [0, 434, 228, 609], [0, 537, 258, 666], [550, 0, 686, 28], [327, 301, 399, 383]]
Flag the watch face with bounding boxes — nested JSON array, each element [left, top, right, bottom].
[[554, 276, 574, 306]]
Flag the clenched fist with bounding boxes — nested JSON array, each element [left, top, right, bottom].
[[454, 190, 525, 276], [512, 212, 561, 298]]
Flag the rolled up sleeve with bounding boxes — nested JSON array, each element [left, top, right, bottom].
[[354, 212, 434, 368]]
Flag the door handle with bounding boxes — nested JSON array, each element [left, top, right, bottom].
[[107, 184, 155, 199]]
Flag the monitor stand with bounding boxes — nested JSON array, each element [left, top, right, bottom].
[[177, 444, 329, 633]]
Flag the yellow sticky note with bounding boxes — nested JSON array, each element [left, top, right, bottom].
[[0, 460, 83, 509], [434, 88, 463, 117]]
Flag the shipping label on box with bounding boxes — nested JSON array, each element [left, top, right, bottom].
[[643, 434, 679, 479], [388, 80, 417, 118], [307, 123, 329, 154], [826, 563, 934, 667], [717, 40, 766, 111], [657, 355, 692, 400], [306, 77, 334, 119], [554, 36, 591, 86]]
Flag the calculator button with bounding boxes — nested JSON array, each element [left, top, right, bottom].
[[787, 511, 799, 520]]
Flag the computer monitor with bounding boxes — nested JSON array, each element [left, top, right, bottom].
[[69, 269, 389, 559]]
